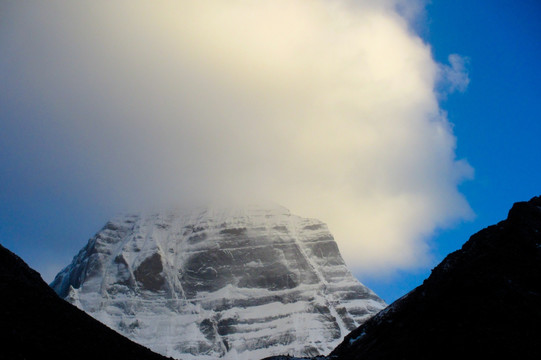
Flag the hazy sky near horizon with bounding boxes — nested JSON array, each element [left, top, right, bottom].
[[1, 1, 540, 302]]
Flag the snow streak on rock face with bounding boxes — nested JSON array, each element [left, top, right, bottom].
[[51, 205, 385, 360]]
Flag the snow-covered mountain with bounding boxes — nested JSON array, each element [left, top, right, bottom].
[[51, 204, 385, 360]]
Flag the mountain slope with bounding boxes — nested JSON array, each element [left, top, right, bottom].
[[330, 196, 541, 359], [51, 204, 385, 359], [0, 243, 170, 360]]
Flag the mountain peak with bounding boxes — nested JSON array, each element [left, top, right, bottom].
[[51, 204, 385, 359]]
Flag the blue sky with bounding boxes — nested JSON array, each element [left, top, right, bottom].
[[1, 1, 540, 304]]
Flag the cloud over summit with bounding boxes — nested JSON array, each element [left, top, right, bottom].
[[1, 0, 472, 275]]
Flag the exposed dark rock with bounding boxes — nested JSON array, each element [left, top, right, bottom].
[[188, 231, 208, 244], [217, 317, 237, 336], [220, 227, 247, 236], [134, 252, 165, 291]]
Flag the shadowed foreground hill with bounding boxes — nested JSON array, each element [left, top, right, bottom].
[[264, 196, 541, 360], [330, 196, 541, 359], [0, 243, 170, 360]]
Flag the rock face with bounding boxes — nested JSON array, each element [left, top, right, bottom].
[[51, 205, 385, 360], [0, 243, 170, 360], [330, 196, 541, 359]]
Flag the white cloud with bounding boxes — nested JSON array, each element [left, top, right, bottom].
[[0, 0, 472, 276], [440, 54, 471, 94]]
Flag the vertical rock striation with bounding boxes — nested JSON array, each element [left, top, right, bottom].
[[51, 204, 385, 360]]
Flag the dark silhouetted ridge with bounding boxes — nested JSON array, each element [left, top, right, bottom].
[[0, 243, 171, 360], [330, 196, 541, 359]]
